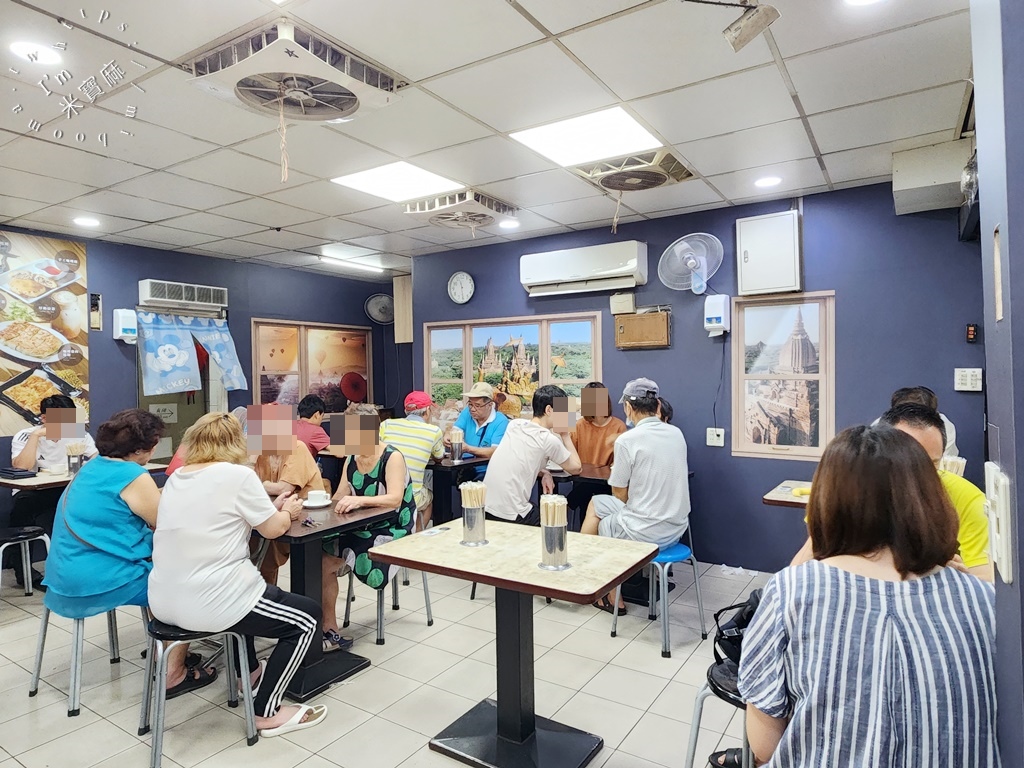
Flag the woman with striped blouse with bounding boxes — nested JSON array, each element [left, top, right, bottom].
[[738, 425, 999, 767]]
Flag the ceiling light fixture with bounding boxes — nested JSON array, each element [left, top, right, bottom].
[[510, 107, 662, 167], [755, 176, 782, 188], [499, 220, 521, 230], [844, 0, 886, 5], [10, 42, 62, 65], [317, 255, 385, 273], [680, 1, 781, 53], [331, 162, 463, 202], [72, 216, 100, 227], [318, 243, 378, 260]]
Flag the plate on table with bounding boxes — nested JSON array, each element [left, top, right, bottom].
[[302, 499, 333, 509], [0, 259, 76, 304], [0, 321, 69, 363]]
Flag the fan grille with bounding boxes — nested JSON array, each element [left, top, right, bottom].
[[429, 211, 495, 229], [599, 169, 670, 192], [235, 73, 358, 119], [365, 294, 395, 324]]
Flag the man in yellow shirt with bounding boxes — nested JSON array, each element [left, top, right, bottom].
[[791, 404, 992, 581], [379, 391, 444, 529]]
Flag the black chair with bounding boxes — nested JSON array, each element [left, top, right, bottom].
[[682, 658, 753, 768]]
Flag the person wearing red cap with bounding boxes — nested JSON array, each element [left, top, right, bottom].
[[379, 391, 444, 529]]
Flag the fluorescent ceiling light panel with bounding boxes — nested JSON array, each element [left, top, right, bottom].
[[73, 216, 100, 227], [755, 176, 782, 188], [317, 256, 384, 273], [509, 107, 661, 167], [318, 243, 378, 260], [331, 162, 463, 202], [845, 0, 886, 5], [499, 220, 521, 230], [10, 42, 61, 65]]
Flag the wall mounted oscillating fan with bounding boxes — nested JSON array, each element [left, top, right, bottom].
[[364, 294, 395, 325], [658, 233, 724, 294]]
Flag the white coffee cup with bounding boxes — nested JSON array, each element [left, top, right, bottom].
[[307, 490, 330, 505]]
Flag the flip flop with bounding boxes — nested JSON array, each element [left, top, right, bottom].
[[260, 703, 328, 738], [238, 659, 267, 699], [593, 595, 627, 617], [708, 748, 744, 768], [166, 664, 218, 700]]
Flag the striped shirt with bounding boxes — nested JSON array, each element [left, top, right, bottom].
[[738, 561, 999, 768], [379, 416, 443, 507]]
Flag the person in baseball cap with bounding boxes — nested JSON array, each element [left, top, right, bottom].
[[379, 390, 444, 528], [404, 390, 433, 411], [619, 377, 660, 406], [446, 380, 510, 477]]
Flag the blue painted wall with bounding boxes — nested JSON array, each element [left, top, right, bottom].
[[412, 183, 985, 571], [970, 0, 1024, 762]]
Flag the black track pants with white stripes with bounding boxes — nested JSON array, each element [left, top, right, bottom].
[[227, 584, 321, 718]]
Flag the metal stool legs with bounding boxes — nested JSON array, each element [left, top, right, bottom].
[[28, 606, 50, 697], [375, 589, 386, 645], [0, 533, 51, 596], [344, 568, 434, 641], [422, 571, 434, 627], [682, 681, 753, 768], [342, 570, 355, 628], [392, 576, 400, 610], [106, 611, 120, 664]]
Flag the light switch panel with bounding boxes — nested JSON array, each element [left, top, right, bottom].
[[954, 368, 983, 391]]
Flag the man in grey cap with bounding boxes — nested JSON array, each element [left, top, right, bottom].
[[582, 377, 691, 615]]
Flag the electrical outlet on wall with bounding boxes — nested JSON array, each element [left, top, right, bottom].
[[706, 428, 725, 447]]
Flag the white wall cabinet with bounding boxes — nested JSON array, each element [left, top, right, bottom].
[[735, 209, 802, 295]]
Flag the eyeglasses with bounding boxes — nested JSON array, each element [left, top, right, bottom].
[[467, 400, 491, 410]]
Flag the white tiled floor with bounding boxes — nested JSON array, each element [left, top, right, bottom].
[[0, 563, 769, 768]]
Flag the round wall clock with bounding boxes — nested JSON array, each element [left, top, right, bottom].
[[447, 271, 475, 304]]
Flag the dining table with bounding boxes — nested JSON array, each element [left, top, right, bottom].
[[275, 506, 397, 702], [370, 521, 657, 768], [0, 462, 169, 491], [762, 480, 812, 508], [427, 455, 491, 525]]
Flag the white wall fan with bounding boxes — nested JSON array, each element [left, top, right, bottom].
[[364, 294, 395, 325], [657, 233, 724, 294]]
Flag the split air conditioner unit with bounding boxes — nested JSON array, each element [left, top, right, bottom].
[[139, 279, 228, 311], [520, 241, 648, 297]]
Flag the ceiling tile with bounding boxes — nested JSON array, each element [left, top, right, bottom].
[[808, 84, 965, 154], [196, 239, 279, 258], [0, 138, 150, 186], [425, 44, 616, 132], [515, 0, 648, 34], [159, 212, 266, 238], [500, 226, 571, 241], [177, 248, 242, 261], [350, 253, 413, 270], [344, 205, 431, 233], [297, 260, 393, 282], [167, 149, 314, 195], [347, 232, 434, 252], [788, 15, 973, 115], [631, 66, 797, 145], [264, 181, 385, 217], [0, 167, 95, 205], [477, 209, 560, 237], [412, 136, 556, 187], [18, 204, 144, 234], [676, 120, 815, 177], [479, 170, 601, 207], [399, 225, 501, 246], [822, 145, 894, 184], [239, 229, 327, 251], [235, 126, 393, 179], [531, 195, 626, 226], [296, 0, 544, 80], [66, 189, 192, 222], [620, 178, 725, 214], [770, 0, 968, 58], [706, 158, 826, 200], [118, 223, 220, 247], [561, 2, 772, 100], [248, 252, 323, 268], [0, 74, 62, 136], [0, 194, 48, 220], [103, 234, 180, 251], [731, 184, 831, 206], [287, 217, 383, 241], [110, 172, 249, 210], [571, 213, 644, 231], [645, 201, 730, 220], [210, 198, 322, 228], [329, 89, 490, 158]]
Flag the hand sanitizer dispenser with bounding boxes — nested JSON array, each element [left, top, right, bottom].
[[113, 309, 137, 344], [704, 295, 730, 337]]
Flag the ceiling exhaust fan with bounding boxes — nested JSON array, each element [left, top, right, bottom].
[[680, 0, 782, 52]]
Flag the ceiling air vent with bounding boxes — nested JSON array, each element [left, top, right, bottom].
[[184, 21, 402, 121], [574, 149, 693, 192], [404, 190, 518, 230]]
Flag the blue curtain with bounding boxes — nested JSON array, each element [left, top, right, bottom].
[[181, 317, 247, 392], [137, 314, 248, 396]]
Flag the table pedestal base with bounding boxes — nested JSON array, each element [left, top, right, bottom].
[[430, 699, 603, 768], [285, 650, 368, 702]]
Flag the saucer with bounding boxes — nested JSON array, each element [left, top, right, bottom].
[[303, 499, 332, 509]]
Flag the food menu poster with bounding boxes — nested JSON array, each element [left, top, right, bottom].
[[0, 230, 88, 437]]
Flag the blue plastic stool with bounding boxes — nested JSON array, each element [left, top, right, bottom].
[[611, 536, 707, 658]]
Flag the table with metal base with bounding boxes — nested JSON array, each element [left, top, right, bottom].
[[428, 456, 490, 525], [370, 521, 657, 768]]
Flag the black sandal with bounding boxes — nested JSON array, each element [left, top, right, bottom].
[[708, 748, 744, 768], [140, 651, 202, 668], [166, 664, 218, 700], [593, 595, 627, 616]]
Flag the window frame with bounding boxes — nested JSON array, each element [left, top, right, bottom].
[[730, 291, 835, 461], [424, 311, 602, 410]]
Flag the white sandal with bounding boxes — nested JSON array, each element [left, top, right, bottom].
[[259, 703, 328, 737], [238, 659, 266, 699]]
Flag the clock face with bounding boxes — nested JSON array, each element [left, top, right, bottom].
[[448, 271, 475, 304]]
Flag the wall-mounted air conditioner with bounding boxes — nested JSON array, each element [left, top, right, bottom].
[[139, 279, 228, 311], [520, 241, 648, 297]]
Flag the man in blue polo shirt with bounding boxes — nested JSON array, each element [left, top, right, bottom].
[[445, 382, 509, 478]]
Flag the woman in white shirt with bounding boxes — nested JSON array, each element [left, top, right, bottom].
[[149, 412, 328, 738]]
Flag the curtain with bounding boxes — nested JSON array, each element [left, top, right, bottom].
[[180, 316, 247, 392], [137, 314, 248, 396]]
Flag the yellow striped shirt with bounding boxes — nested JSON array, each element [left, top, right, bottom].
[[379, 417, 444, 507]]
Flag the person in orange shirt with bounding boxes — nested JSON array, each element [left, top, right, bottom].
[[568, 382, 627, 522]]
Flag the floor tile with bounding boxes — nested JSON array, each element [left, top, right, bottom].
[[379, 613, 452, 644], [609, 639, 689, 680], [17, 719, 139, 768], [581, 665, 669, 711], [319, 716, 426, 768], [280, 698, 371, 752], [533, 679, 577, 719], [533, 649, 603, 690], [421, 624, 494, 656], [377, 684, 476, 736], [157, 705, 254, 767], [0, 700, 102, 756], [552, 692, 645, 750], [90, 743, 184, 768], [380, 645, 463, 683], [192, 733, 313, 768], [325, 667, 420, 715], [427, 658, 497, 701], [562, 627, 631, 664], [602, 750, 667, 768], [617, 711, 720, 768], [648, 680, 701, 723], [423, 596, 485, 624]]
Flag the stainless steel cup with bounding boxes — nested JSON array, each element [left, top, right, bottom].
[[461, 506, 488, 546], [539, 524, 570, 570], [67, 454, 83, 476], [451, 441, 464, 462]]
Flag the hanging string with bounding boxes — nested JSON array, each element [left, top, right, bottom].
[[278, 94, 289, 183], [610, 191, 623, 234]]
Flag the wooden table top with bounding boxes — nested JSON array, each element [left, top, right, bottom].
[[278, 506, 396, 543], [369, 520, 657, 604], [427, 456, 490, 472], [0, 462, 168, 490], [763, 480, 812, 508]]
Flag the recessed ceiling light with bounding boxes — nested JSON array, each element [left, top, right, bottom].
[[318, 243, 378, 260], [754, 176, 782, 188], [10, 42, 62, 66], [499, 220, 520, 230], [509, 107, 661, 167], [844, 0, 886, 5], [331, 162, 463, 202], [317, 256, 384, 273], [72, 216, 100, 227]]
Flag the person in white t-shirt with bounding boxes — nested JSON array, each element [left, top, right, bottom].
[[483, 385, 582, 525], [149, 412, 328, 738], [9, 394, 97, 588]]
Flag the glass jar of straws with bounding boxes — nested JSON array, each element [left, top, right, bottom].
[[538, 494, 571, 570], [459, 481, 488, 546], [66, 442, 87, 476]]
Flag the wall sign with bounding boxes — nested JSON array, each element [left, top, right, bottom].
[[148, 403, 178, 423]]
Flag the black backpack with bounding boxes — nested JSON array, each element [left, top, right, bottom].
[[713, 588, 763, 665]]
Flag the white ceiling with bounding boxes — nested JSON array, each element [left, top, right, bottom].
[[0, 0, 973, 282]]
